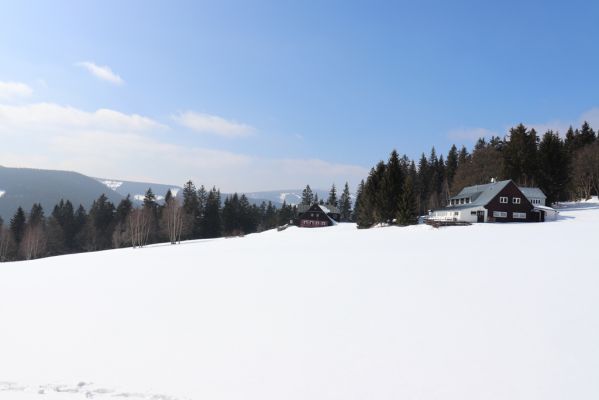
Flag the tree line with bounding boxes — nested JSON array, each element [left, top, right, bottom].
[[354, 122, 599, 228], [0, 180, 354, 262]]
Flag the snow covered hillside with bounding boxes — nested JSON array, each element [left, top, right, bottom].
[[1, 203, 599, 400]]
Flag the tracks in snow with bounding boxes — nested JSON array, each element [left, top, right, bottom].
[[0, 381, 189, 399]]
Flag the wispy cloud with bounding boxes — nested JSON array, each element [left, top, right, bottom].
[[173, 111, 254, 138], [0, 102, 165, 132], [76, 61, 124, 85], [0, 102, 367, 191], [0, 81, 33, 100]]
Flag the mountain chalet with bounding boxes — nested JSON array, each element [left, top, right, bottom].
[[430, 179, 558, 223]]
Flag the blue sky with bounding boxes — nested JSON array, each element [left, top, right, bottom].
[[1, 0, 598, 191]]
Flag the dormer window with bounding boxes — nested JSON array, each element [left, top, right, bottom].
[[499, 196, 508, 204], [512, 197, 521, 204]]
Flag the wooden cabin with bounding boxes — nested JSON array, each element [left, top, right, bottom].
[[296, 204, 341, 227], [430, 180, 558, 223]]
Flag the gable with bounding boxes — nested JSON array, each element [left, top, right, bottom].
[[484, 181, 533, 211]]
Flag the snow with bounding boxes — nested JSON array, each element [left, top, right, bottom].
[[133, 194, 164, 202], [1, 203, 599, 400], [279, 192, 302, 204], [99, 180, 123, 191], [0, 190, 5, 198]]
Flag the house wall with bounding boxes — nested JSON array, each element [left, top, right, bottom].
[[298, 205, 333, 227], [485, 181, 536, 222], [430, 207, 483, 223]]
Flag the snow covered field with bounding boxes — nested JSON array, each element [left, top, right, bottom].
[[1, 200, 599, 400]]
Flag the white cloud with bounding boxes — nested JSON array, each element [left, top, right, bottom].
[[0, 81, 33, 100], [76, 61, 124, 85], [173, 111, 254, 138], [0, 102, 367, 191], [0, 102, 166, 132]]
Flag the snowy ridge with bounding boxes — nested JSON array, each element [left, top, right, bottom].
[[99, 180, 123, 191], [0, 381, 187, 400], [278, 192, 301, 204], [133, 194, 165, 202]]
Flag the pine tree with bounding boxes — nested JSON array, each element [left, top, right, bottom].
[[277, 200, 295, 226], [327, 184, 338, 207], [416, 153, 430, 215], [73, 205, 88, 251], [301, 185, 314, 205], [503, 124, 539, 186], [22, 204, 46, 260], [88, 194, 115, 250], [339, 182, 352, 222], [113, 196, 133, 248], [396, 175, 416, 225], [201, 187, 222, 238], [537, 130, 570, 204], [446, 144, 459, 189], [383, 150, 403, 223], [354, 180, 373, 228], [10, 207, 26, 247], [579, 121, 596, 147], [182, 181, 201, 239]]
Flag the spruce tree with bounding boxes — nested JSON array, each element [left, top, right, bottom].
[[201, 187, 222, 238], [301, 185, 314, 205], [339, 182, 352, 222], [579, 121, 596, 147], [327, 184, 338, 207], [503, 124, 539, 186], [396, 175, 416, 225], [88, 194, 115, 250], [538, 130, 571, 204], [10, 207, 26, 246], [354, 180, 373, 228], [182, 181, 201, 239], [445, 144, 459, 189], [383, 150, 403, 223]]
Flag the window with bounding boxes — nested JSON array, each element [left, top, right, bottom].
[[454, 212, 459, 216], [499, 196, 508, 204], [512, 197, 521, 204], [493, 211, 507, 218], [513, 212, 526, 219]]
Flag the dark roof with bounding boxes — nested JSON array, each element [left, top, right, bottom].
[[519, 187, 546, 199], [449, 180, 512, 207]]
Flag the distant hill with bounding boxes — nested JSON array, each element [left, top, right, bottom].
[[95, 178, 182, 203], [243, 189, 332, 207], [0, 166, 345, 221], [0, 166, 124, 221]]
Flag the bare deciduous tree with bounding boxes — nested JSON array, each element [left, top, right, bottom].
[[572, 143, 599, 200], [163, 197, 183, 245], [21, 224, 46, 260], [128, 208, 151, 248]]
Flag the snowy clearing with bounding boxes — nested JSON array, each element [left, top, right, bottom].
[[1, 201, 599, 400]]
